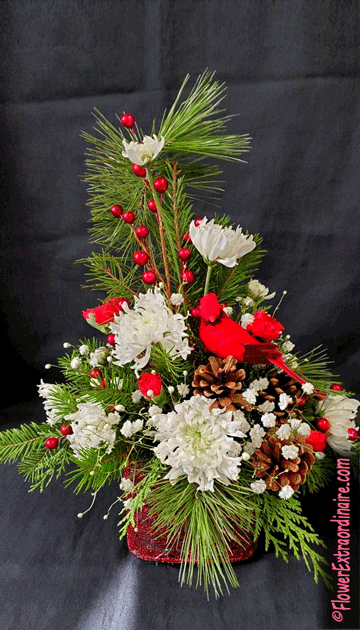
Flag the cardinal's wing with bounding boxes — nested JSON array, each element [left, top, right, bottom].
[[243, 342, 282, 364]]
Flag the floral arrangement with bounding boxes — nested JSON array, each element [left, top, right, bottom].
[[1, 71, 359, 597]]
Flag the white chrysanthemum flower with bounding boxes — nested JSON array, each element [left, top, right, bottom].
[[89, 347, 108, 367], [189, 217, 256, 268], [250, 377, 269, 392], [302, 382, 314, 395], [276, 424, 291, 440], [122, 134, 165, 165], [79, 344, 90, 355], [281, 445, 299, 460], [316, 394, 360, 454], [37, 380, 60, 426], [249, 424, 266, 448], [177, 383, 190, 398], [250, 480, 267, 494], [243, 388, 257, 405], [151, 396, 243, 492], [278, 485, 294, 500], [298, 422, 311, 436], [241, 313, 255, 329], [258, 400, 275, 413], [110, 289, 191, 373], [65, 402, 120, 457], [247, 279, 275, 300], [261, 413, 277, 428], [70, 357, 81, 369], [279, 393, 293, 410], [170, 293, 184, 307], [119, 477, 134, 493], [282, 340, 295, 352]]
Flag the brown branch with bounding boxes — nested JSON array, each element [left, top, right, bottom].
[[171, 160, 182, 250], [101, 266, 139, 297]]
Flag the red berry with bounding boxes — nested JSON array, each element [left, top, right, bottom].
[[194, 217, 204, 227], [142, 270, 157, 285], [133, 250, 149, 266], [178, 248, 191, 262], [153, 177, 168, 193], [330, 383, 344, 391], [132, 164, 146, 178], [147, 199, 157, 212], [107, 333, 116, 345], [348, 428, 360, 441], [317, 418, 331, 432], [120, 113, 135, 129], [181, 270, 195, 284], [110, 204, 123, 218], [190, 307, 201, 318], [122, 211, 135, 224], [297, 396, 307, 407], [60, 424, 73, 436], [305, 430, 328, 452], [89, 368, 102, 379], [135, 225, 149, 239], [45, 437, 59, 450], [183, 232, 191, 242]]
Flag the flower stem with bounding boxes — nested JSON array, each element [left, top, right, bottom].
[[204, 264, 213, 295]]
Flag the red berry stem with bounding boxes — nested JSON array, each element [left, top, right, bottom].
[[145, 168, 172, 299], [130, 224, 165, 287]]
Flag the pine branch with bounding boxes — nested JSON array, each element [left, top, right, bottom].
[[0, 423, 54, 464], [19, 443, 71, 492]]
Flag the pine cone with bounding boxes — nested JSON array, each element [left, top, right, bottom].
[[192, 355, 251, 411], [250, 428, 315, 492], [257, 369, 303, 424]]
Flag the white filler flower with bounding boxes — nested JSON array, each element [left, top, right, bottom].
[[65, 402, 120, 457], [110, 289, 191, 373], [189, 217, 256, 267], [122, 134, 165, 165], [151, 396, 244, 492], [247, 279, 275, 300], [317, 394, 360, 454]]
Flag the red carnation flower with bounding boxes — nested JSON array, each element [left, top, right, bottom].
[[138, 373, 162, 398], [246, 310, 284, 341], [305, 430, 328, 452], [83, 297, 129, 327]]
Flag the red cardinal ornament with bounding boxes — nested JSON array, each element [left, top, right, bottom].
[[199, 293, 307, 384]]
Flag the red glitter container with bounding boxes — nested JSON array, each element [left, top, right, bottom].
[[123, 465, 258, 564]]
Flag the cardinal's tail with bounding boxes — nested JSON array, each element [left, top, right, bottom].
[[270, 357, 307, 385]]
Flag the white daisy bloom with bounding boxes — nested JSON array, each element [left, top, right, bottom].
[[316, 394, 360, 454], [276, 424, 292, 440], [261, 413, 277, 428], [282, 340, 295, 352], [151, 396, 243, 492], [247, 279, 275, 300], [122, 134, 165, 165], [297, 422, 311, 436], [302, 382, 314, 395], [177, 383, 190, 398], [170, 293, 184, 307], [279, 393, 293, 410], [189, 217, 256, 268], [258, 400, 275, 413], [278, 485, 295, 500], [110, 289, 191, 373], [242, 388, 258, 405], [65, 402, 120, 457], [241, 313, 255, 329], [281, 445, 299, 460], [250, 480, 267, 494]]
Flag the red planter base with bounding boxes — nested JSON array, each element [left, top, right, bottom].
[[126, 503, 258, 564]]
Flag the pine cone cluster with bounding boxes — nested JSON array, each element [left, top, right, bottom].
[[192, 355, 251, 411], [257, 369, 303, 424], [250, 428, 315, 492]]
